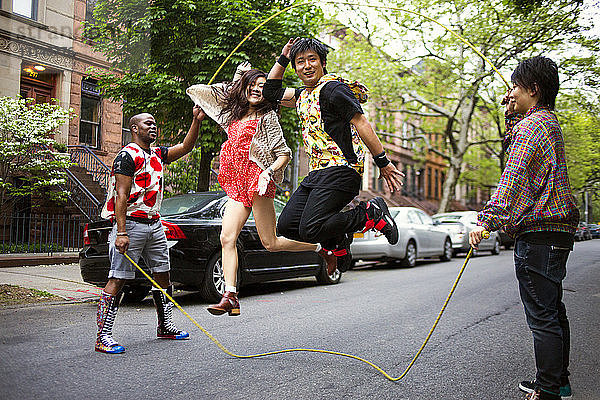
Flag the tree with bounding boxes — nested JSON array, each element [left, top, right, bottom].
[[326, 0, 597, 212], [0, 97, 72, 212], [85, 0, 322, 192], [559, 93, 600, 222]]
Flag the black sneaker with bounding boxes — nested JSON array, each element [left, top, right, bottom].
[[520, 381, 569, 399], [364, 197, 399, 245], [334, 247, 352, 272]]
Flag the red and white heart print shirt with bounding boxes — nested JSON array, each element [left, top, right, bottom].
[[101, 143, 168, 221]]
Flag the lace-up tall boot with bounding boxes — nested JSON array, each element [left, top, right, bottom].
[[152, 286, 190, 340], [95, 291, 125, 354]]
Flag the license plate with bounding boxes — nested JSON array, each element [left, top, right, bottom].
[[353, 232, 364, 238]]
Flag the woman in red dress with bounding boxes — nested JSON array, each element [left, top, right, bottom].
[[186, 64, 336, 315]]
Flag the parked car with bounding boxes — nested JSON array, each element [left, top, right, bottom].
[[432, 211, 501, 256], [350, 207, 453, 268], [588, 223, 600, 239], [80, 191, 339, 303], [574, 221, 592, 241]]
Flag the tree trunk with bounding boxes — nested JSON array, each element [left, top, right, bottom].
[[438, 158, 461, 213], [195, 148, 214, 192]]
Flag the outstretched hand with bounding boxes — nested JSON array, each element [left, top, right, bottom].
[[379, 164, 404, 193]]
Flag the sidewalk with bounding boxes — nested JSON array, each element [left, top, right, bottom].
[[0, 262, 102, 302]]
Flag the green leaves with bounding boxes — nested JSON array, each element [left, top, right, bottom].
[[0, 97, 74, 209], [87, 0, 322, 191]]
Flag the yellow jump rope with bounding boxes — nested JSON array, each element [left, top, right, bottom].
[[124, 232, 488, 382], [123, 0, 505, 383]]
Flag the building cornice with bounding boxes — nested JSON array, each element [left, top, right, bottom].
[[0, 29, 75, 70]]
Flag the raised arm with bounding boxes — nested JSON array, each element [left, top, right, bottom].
[[166, 105, 205, 163], [263, 38, 298, 108]]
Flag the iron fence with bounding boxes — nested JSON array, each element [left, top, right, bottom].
[[0, 214, 86, 254]]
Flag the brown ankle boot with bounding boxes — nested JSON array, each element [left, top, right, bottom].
[[207, 291, 240, 316]]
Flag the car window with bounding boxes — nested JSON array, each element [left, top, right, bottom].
[[273, 199, 286, 215], [463, 215, 478, 225], [433, 215, 461, 223], [161, 192, 225, 216], [407, 210, 423, 224], [417, 211, 433, 225]]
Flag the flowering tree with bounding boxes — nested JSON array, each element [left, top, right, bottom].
[[0, 97, 73, 211]]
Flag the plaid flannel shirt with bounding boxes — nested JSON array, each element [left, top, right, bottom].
[[477, 105, 579, 238]]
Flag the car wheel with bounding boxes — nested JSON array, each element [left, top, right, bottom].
[[200, 252, 227, 303], [401, 241, 417, 267], [491, 238, 501, 255], [440, 238, 453, 262], [316, 259, 342, 285], [122, 285, 151, 304]]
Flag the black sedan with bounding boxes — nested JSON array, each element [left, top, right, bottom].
[[80, 191, 340, 303]]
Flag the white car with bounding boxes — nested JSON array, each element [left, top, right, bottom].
[[351, 207, 453, 268], [432, 211, 501, 256]]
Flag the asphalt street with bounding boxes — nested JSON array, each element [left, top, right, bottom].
[[0, 240, 598, 400]]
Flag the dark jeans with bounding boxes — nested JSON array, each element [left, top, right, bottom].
[[277, 184, 366, 250], [514, 239, 571, 394]]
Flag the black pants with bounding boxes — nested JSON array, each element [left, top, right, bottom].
[[277, 184, 367, 250], [514, 239, 571, 394]]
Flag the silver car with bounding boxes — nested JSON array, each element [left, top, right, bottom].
[[432, 211, 501, 256], [351, 207, 453, 268]]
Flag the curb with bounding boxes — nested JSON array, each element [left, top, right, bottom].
[[0, 253, 79, 268]]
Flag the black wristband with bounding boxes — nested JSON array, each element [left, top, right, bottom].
[[373, 151, 390, 168], [277, 54, 290, 67]]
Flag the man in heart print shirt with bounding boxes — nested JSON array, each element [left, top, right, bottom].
[[94, 106, 204, 354]]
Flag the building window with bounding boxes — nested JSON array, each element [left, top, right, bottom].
[[86, 0, 98, 22], [121, 111, 131, 147], [80, 78, 101, 148], [434, 169, 439, 199], [13, 0, 38, 20]]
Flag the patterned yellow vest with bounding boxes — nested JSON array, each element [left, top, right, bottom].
[[296, 74, 365, 175]]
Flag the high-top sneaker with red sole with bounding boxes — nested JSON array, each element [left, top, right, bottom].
[[364, 197, 399, 245], [152, 287, 190, 340]]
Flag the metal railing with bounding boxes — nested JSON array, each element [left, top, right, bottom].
[[36, 145, 102, 221], [68, 144, 110, 192], [0, 213, 86, 254]]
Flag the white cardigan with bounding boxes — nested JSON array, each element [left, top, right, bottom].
[[186, 82, 292, 184]]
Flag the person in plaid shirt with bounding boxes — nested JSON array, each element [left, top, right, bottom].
[[470, 56, 579, 400]]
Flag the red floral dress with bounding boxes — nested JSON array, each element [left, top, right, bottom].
[[218, 119, 276, 207]]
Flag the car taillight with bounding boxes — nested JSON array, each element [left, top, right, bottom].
[[162, 220, 186, 240], [83, 223, 91, 245]]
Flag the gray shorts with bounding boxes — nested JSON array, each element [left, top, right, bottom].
[[108, 219, 170, 280]]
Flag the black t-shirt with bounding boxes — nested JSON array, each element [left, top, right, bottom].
[[263, 78, 364, 190], [113, 146, 169, 176], [295, 81, 363, 165]]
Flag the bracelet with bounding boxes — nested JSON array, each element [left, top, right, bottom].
[[277, 54, 290, 68], [116, 232, 128, 236], [373, 151, 390, 168], [266, 166, 274, 175]]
